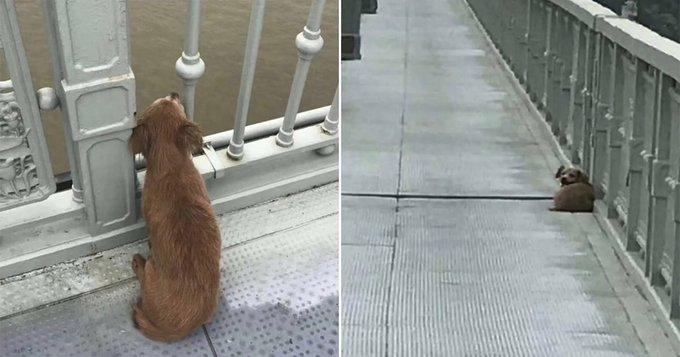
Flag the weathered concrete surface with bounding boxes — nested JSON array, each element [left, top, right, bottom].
[[341, 0, 677, 355], [0, 184, 338, 356]]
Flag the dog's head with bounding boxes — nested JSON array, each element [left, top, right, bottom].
[[555, 165, 589, 186], [130, 92, 203, 156]]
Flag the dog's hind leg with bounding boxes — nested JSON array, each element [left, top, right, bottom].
[[132, 253, 147, 283]]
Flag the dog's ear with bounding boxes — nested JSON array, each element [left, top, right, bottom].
[[129, 123, 148, 155], [555, 165, 565, 178], [577, 170, 590, 183], [178, 121, 203, 154]]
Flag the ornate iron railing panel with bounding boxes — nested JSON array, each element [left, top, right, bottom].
[[0, 1, 56, 211]]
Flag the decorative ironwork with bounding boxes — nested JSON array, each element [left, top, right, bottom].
[[0, 80, 39, 200]]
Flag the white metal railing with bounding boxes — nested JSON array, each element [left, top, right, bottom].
[[0, 0, 338, 279], [467, 0, 680, 319]]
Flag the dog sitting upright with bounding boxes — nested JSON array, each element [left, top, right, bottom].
[[129, 93, 221, 342], [550, 165, 595, 212]]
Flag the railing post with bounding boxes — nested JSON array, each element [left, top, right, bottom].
[[591, 37, 611, 191], [625, 59, 647, 252], [176, 0, 205, 121], [227, 0, 266, 160], [605, 45, 625, 219], [43, 0, 136, 234], [276, 0, 326, 147], [43, 0, 83, 202], [647, 75, 672, 286], [568, 22, 583, 163], [671, 184, 680, 318], [542, 5, 554, 120], [522, 0, 532, 87], [581, 29, 595, 172]]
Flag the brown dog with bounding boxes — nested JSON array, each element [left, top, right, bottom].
[[550, 165, 595, 212], [129, 93, 221, 342]]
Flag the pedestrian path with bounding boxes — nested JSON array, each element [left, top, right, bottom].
[[341, 0, 678, 355], [0, 184, 338, 356]]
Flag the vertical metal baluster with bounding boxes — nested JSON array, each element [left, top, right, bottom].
[[276, 0, 326, 147], [176, 0, 205, 121], [648, 75, 672, 286], [321, 86, 339, 135], [227, 0, 267, 160], [42, 1, 81, 202]]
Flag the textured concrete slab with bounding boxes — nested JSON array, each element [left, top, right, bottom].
[[341, 196, 396, 246], [0, 184, 338, 356], [341, 245, 392, 357], [340, 0, 678, 355], [390, 199, 643, 356]]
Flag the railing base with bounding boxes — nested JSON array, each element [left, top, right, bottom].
[[0, 125, 337, 280]]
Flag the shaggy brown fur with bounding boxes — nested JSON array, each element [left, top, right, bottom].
[[129, 93, 221, 342], [550, 165, 595, 213]]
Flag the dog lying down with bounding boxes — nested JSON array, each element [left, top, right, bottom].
[[550, 165, 595, 213], [129, 93, 221, 342]]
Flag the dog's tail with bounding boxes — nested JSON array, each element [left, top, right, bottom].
[[132, 303, 186, 343]]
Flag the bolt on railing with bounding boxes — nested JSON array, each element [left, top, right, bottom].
[[175, 0, 205, 121], [276, 0, 326, 147], [227, 0, 267, 160]]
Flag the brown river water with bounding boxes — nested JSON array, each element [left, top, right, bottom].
[[3, 0, 338, 175]]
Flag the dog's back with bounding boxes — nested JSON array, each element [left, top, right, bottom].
[[130, 94, 221, 342], [551, 182, 595, 212]]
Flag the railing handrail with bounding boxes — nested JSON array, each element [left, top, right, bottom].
[[548, 0, 615, 28], [597, 17, 680, 83], [545, 0, 680, 83]]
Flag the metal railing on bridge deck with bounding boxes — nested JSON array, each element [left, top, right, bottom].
[[467, 0, 680, 321], [0, 0, 338, 279]]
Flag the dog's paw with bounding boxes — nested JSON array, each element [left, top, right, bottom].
[[132, 254, 146, 273]]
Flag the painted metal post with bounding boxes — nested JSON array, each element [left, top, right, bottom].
[[568, 22, 583, 163], [44, 0, 136, 234], [521, 0, 532, 87], [640, 69, 660, 270], [276, 0, 326, 147], [227, 0, 266, 160], [0, 1, 56, 211], [581, 29, 595, 172], [542, 5, 554, 120], [624, 59, 647, 251], [671, 184, 680, 318], [42, 1, 82, 203], [648, 75, 672, 286], [176, 0, 205, 121], [591, 37, 611, 191], [321, 87, 339, 135], [605, 46, 625, 219]]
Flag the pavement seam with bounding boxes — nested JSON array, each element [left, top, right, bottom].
[[384, 0, 409, 354], [342, 192, 553, 201], [202, 325, 218, 357]]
